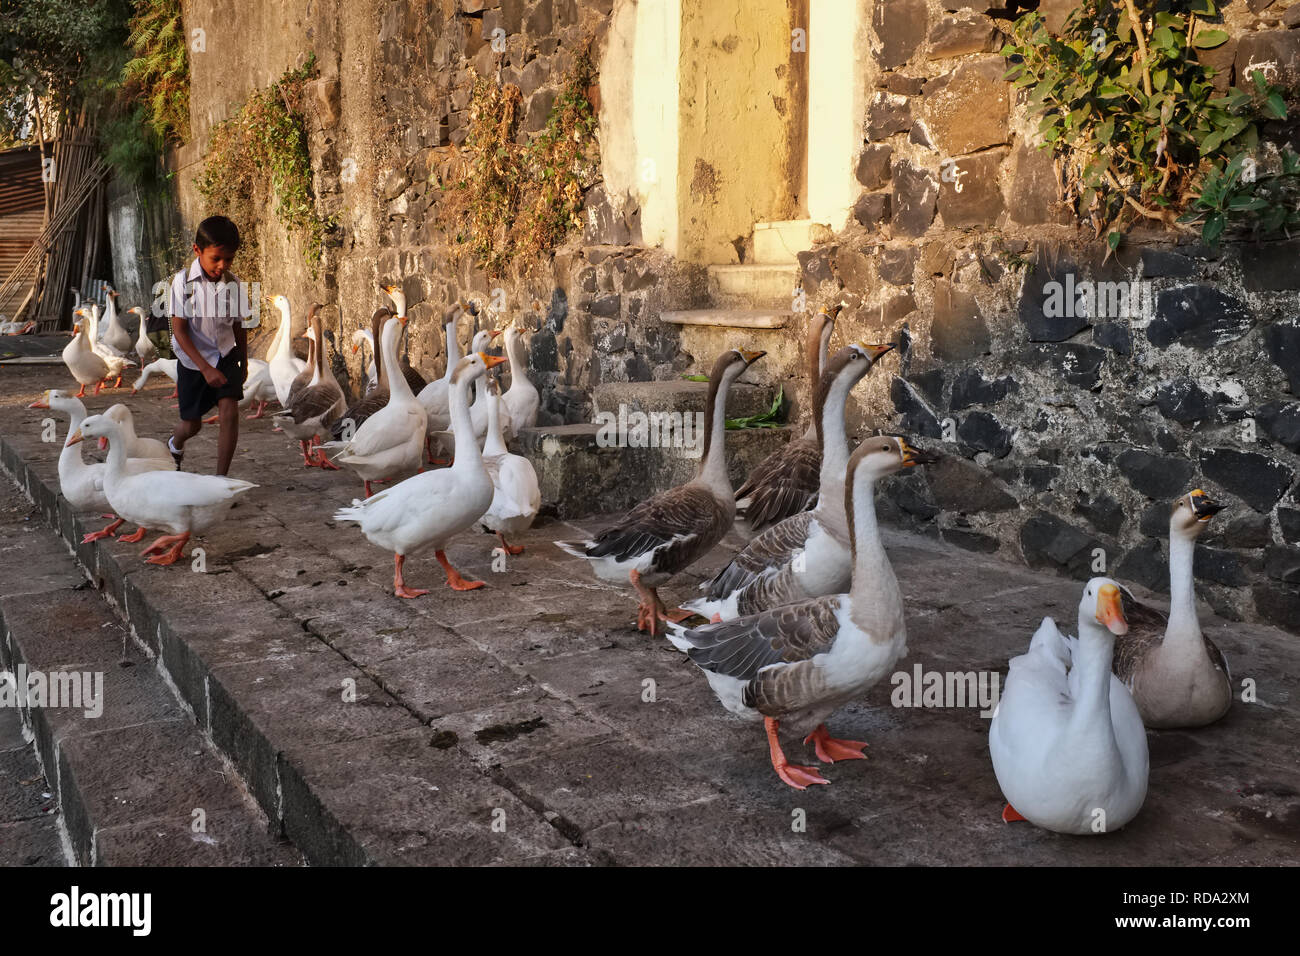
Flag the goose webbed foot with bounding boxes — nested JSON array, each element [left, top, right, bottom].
[[246, 401, 267, 419], [82, 517, 125, 543], [118, 526, 148, 544], [393, 554, 428, 599], [142, 532, 189, 565], [803, 724, 868, 763], [436, 550, 484, 591], [497, 533, 525, 555], [766, 718, 829, 790]]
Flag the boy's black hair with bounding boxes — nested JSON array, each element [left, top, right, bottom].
[[195, 215, 241, 251]]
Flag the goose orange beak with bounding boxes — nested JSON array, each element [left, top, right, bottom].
[[899, 439, 938, 467], [739, 349, 766, 365], [27, 394, 49, 409], [66, 429, 84, 448], [489, 328, 503, 340], [867, 342, 896, 360], [1095, 584, 1128, 636], [479, 352, 508, 369]]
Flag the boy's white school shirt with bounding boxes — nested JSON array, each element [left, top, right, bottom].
[[168, 259, 252, 370]]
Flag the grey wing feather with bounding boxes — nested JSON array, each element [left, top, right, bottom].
[[682, 595, 843, 681], [1112, 588, 1168, 685], [734, 437, 820, 532], [704, 511, 813, 600], [587, 484, 727, 574], [289, 382, 345, 425]]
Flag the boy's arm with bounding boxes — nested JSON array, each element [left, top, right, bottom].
[[173, 316, 227, 387]]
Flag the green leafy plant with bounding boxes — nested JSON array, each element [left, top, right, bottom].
[[121, 0, 188, 144], [194, 54, 331, 278], [1003, 0, 1299, 248], [439, 42, 600, 276], [726, 387, 785, 430]]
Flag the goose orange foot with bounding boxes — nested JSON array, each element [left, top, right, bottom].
[[74, 384, 87, 398], [497, 533, 525, 555], [392, 554, 428, 599], [310, 448, 340, 470], [203, 413, 219, 424], [246, 401, 267, 419], [118, 526, 148, 544], [82, 517, 124, 543], [1002, 803, 1027, 823], [141, 533, 189, 565], [436, 550, 484, 591], [804, 724, 868, 763], [766, 718, 829, 790]]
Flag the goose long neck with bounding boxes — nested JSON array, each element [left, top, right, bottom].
[[847, 469, 900, 640], [306, 333, 321, 387], [370, 316, 388, 390], [484, 392, 507, 456], [698, 371, 734, 494], [383, 321, 415, 403], [505, 333, 529, 391], [444, 321, 462, 379], [1166, 532, 1201, 643], [103, 423, 129, 476], [1069, 621, 1119, 733], [58, 404, 86, 472], [816, 374, 854, 509], [450, 374, 485, 471]]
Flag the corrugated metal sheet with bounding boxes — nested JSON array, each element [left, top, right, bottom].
[[0, 145, 45, 315]]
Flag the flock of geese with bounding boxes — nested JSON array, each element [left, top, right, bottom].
[[27, 288, 1238, 834]]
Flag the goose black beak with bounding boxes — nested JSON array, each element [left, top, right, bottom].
[[1190, 489, 1224, 521], [900, 440, 938, 467]]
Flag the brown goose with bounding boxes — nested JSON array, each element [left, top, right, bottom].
[[331, 308, 393, 439], [271, 305, 346, 468], [1112, 489, 1233, 728], [685, 341, 895, 621], [734, 304, 841, 532], [666, 436, 936, 789], [285, 304, 324, 409], [556, 348, 766, 635]]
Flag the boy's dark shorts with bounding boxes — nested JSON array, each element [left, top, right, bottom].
[[177, 352, 245, 421]]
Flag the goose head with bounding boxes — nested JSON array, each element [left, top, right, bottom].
[[66, 412, 120, 449], [1079, 577, 1129, 638], [381, 285, 407, 318], [709, 347, 766, 387], [1170, 489, 1224, 539], [102, 404, 136, 448], [848, 435, 937, 485], [449, 351, 508, 390]]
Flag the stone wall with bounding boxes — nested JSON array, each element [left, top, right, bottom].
[[165, 0, 1300, 627], [804, 0, 1300, 628]]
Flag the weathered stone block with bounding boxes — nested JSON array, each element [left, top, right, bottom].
[[927, 454, 1018, 512], [1241, 239, 1300, 292], [928, 14, 1003, 59], [853, 192, 892, 229], [930, 280, 990, 360], [1154, 378, 1217, 425], [1235, 30, 1300, 91], [937, 147, 1006, 229], [1199, 447, 1294, 513], [867, 92, 912, 140], [958, 410, 1012, 458], [890, 160, 938, 237], [1147, 286, 1254, 349], [890, 377, 942, 438], [950, 367, 1017, 409], [1264, 320, 1300, 393], [884, 73, 927, 96], [1020, 512, 1103, 577], [1258, 400, 1300, 451], [1075, 494, 1124, 536], [855, 143, 893, 189], [877, 245, 917, 285], [920, 58, 1009, 155], [873, 0, 929, 69], [1117, 449, 1196, 499], [1093, 321, 1132, 356]]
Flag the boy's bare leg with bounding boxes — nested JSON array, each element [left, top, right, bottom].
[[215, 397, 239, 476], [172, 417, 201, 452]]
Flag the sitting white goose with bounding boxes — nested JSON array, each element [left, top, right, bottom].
[[0, 319, 35, 334], [70, 413, 256, 565], [499, 322, 539, 441], [989, 577, 1149, 834], [666, 436, 935, 789], [1113, 490, 1233, 728], [271, 306, 346, 468], [479, 379, 541, 554], [334, 351, 507, 597], [556, 348, 765, 636], [27, 390, 170, 542], [103, 404, 172, 464], [98, 290, 134, 355], [131, 306, 157, 366], [319, 313, 427, 495], [131, 358, 178, 397], [62, 314, 109, 397], [268, 295, 309, 405], [685, 342, 895, 622]]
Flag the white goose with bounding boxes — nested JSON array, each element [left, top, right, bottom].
[[319, 313, 428, 496], [98, 290, 134, 355], [556, 349, 765, 636], [103, 404, 172, 464], [268, 295, 309, 405], [666, 436, 935, 789], [480, 379, 541, 554], [685, 342, 895, 622], [351, 328, 378, 392], [131, 306, 157, 366], [27, 390, 170, 543], [990, 577, 1149, 834], [415, 301, 470, 462], [0, 319, 35, 334], [81, 307, 133, 387], [499, 323, 539, 441], [131, 358, 178, 398], [62, 314, 109, 397], [239, 358, 276, 419], [271, 306, 346, 468], [467, 328, 504, 444], [70, 413, 257, 566], [1113, 490, 1233, 728], [334, 351, 508, 597]]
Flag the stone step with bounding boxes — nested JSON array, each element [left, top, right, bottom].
[[707, 263, 802, 307], [0, 494, 300, 866], [752, 219, 820, 264], [592, 379, 776, 419], [660, 308, 791, 329], [516, 423, 796, 520]]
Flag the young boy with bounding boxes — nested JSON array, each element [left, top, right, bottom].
[[167, 215, 251, 476]]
